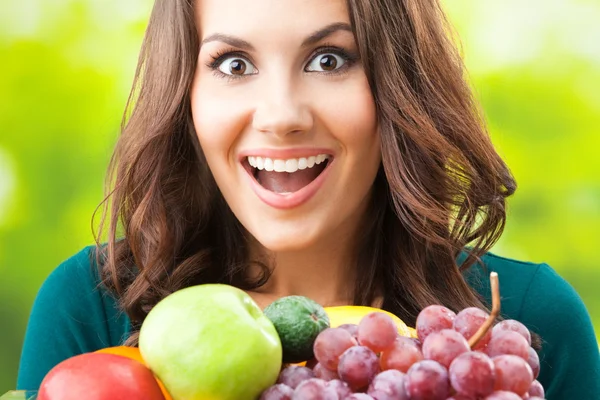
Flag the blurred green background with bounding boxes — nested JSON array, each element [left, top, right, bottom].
[[0, 0, 598, 393]]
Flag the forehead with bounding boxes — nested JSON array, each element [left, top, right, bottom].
[[195, 0, 351, 39]]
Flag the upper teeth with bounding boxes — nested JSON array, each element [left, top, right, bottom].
[[247, 154, 330, 173]]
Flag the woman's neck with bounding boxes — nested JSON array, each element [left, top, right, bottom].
[[247, 242, 358, 309], [241, 184, 386, 310], [244, 198, 383, 309]]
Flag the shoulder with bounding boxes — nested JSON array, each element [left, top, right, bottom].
[[463, 251, 600, 398], [36, 245, 117, 317], [465, 252, 591, 326], [464, 252, 543, 318], [41, 245, 101, 294], [33, 244, 127, 337], [17, 246, 130, 390]]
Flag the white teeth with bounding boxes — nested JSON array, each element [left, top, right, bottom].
[[273, 160, 286, 172], [246, 154, 330, 173], [264, 158, 274, 171], [285, 159, 298, 173], [298, 158, 308, 170]]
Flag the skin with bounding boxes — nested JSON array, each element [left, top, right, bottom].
[[191, 0, 381, 309]]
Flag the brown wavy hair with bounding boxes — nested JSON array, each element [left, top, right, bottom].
[[94, 0, 527, 346]]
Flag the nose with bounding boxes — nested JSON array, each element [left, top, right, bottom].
[[251, 77, 313, 137]]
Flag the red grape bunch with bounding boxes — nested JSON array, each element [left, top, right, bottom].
[[260, 275, 546, 399]]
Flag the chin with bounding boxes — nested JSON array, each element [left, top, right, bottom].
[[249, 225, 323, 254]]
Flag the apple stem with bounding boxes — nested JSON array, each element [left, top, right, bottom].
[[468, 272, 500, 349]]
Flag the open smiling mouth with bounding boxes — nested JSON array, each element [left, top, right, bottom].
[[243, 154, 332, 194]]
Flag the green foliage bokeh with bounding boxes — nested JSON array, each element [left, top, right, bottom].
[[1, 0, 598, 393]]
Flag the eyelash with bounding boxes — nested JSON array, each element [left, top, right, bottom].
[[310, 44, 358, 74], [205, 44, 359, 81], [205, 48, 247, 81]]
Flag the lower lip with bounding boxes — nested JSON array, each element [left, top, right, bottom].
[[243, 160, 333, 210]]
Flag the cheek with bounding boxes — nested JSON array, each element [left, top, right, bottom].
[[316, 78, 379, 151], [189, 78, 251, 164]]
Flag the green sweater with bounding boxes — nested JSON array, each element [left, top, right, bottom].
[[17, 246, 600, 398]]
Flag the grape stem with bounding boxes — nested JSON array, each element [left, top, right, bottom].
[[468, 272, 500, 349]]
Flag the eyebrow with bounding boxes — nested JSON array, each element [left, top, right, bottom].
[[200, 33, 255, 51], [302, 22, 353, 47], [200, 22, 353, 50]]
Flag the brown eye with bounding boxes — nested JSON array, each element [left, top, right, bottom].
[[217, 56, 257, 76], [306, 53, 346, 73], [229, 59, 247, 75], [319, 55, 337, 71]]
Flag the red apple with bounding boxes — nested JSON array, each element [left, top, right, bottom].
[[38, 353, 166, 400]]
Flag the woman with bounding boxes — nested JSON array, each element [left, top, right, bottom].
[[17, 0, 599, 398]]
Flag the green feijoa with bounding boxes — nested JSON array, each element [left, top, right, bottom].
[[263, 296, 330, 363]]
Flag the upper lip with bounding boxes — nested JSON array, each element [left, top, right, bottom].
[[238, 148, 334, 161]]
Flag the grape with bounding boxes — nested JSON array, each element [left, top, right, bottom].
[[326, 379, 352, 398], [367, 391, 390, 400], [526, 347, 540, 379], [405, 360, 450, 400], [367, 370, 409, 400], [422, 329, 470, 369], [339, 323, 359, 339], [380, 336, 424, 373], [445, 395, 473, 400], [278, 366, 315, 389], [492, 354, 534, 396], [485, 330, 529, 360], [314, 328, 358, 371], [448, 351, 495, 398], [416, 305, 456, 342], [346, 395, 374, 400], [453, 307, 492, 350], [492, 320, 532, 346], [313, 363, 339, 381], [260, 384, 294, 400], [292, 378, 337, 400], [528, 379, 545, 397], [358, 312, 398, 352], [528, 397, 545, 400], [337, 345, 380, 391], [483, 391, 522, 399]]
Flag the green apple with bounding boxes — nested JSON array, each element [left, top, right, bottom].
[[139, 284, 282, 400]]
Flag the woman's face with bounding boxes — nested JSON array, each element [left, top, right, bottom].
[[191, 0, 380, 252]]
